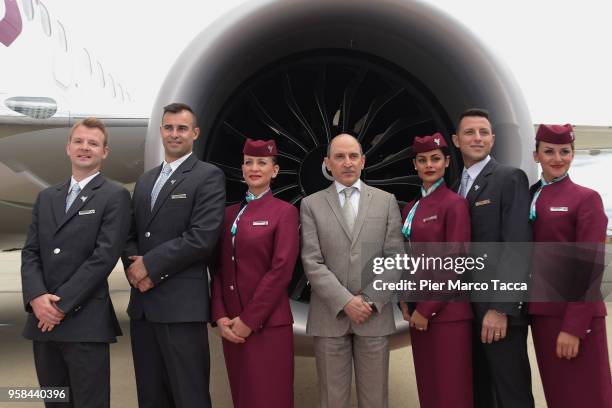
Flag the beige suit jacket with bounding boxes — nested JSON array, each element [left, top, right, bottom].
[[300, 182, 404, 337]]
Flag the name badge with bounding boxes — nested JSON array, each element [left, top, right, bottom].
[[252, 220, 269, 226], [171, 193, 187, 199], [550, 207, 568, 212], [475, 199, 491, 207], [78, 209, 95, 216], [422, 215, 438, 223]]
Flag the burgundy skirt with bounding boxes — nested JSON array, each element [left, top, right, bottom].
[[222, 324, 294, 408], [531, 315, 611, 408], [410, 319, 473, 408]]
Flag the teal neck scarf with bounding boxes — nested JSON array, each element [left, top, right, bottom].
[[401, 177, 444, 240], [529, 173, 568, 221], [231, 189, 269, 236]]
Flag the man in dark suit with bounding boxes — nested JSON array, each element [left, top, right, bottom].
[[21, 117, 131, 408], [122, 102, 225, 408], [452, 108, 534, 408]]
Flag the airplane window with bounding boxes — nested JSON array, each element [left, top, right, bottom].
[[5, 96, 58, 119], [38, 1, 51, 37], [22, 0, 35, 21], [55, 20, 67, 52], [96, 62, 105, 87], [81, 48, 92, 76], [108, 74, 116, 97]]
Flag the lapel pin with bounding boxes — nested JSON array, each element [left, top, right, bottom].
[[80, 196, 87, 202], [474, 185, 479, 191], [170, 180, 176, 184]]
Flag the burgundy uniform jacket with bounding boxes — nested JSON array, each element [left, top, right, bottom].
[[210, 192, 299, 331], [529, 176, 607, 339], [402, 183, 473, 322]]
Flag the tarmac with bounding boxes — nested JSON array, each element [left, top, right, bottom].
[[1, 248, 610, 407]]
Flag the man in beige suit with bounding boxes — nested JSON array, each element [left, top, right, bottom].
[[300, 133, 404, 408]]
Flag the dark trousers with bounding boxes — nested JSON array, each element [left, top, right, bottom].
[[33, 340, 110, 408], [130, 319, 211, 408], [473, 324, 535, 408]]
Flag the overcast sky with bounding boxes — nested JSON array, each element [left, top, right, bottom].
[[43, 0, 612, 125]]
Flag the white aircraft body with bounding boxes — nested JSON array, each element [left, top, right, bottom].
[[0, 0, 147, 237]]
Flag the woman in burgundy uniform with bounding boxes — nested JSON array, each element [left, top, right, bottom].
[[529, 124, 611, 408], [210, 139, 299, 408], [399, 133, 473, 408]]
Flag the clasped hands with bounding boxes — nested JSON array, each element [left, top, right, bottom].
[[343, 295, 373, 324], [126, 255, 154, 292], [399, 302, 429, 331], [216, 316, 252, 344], [30, 293, 65, 332]]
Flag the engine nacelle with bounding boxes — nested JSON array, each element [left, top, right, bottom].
[[145, 0, 536, 354]]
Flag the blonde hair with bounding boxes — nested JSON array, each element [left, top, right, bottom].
[[69, 117, 109, 146]]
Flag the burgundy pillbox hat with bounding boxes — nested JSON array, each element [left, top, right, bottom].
[[412, 133, 448, 153], [535, 124, 575, 144], [243, 138, 278, 156]]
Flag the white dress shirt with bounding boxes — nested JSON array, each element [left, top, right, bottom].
[[334, 179, 362, 214], [69, 172, 100, 192], [160, 151, 192, 179], [462, 155, 491, 196]]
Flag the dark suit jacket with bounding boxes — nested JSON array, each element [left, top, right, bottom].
[[21, 174, 131, 342], [455, 157, 532, 324], [122, 153, 225, 323]]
